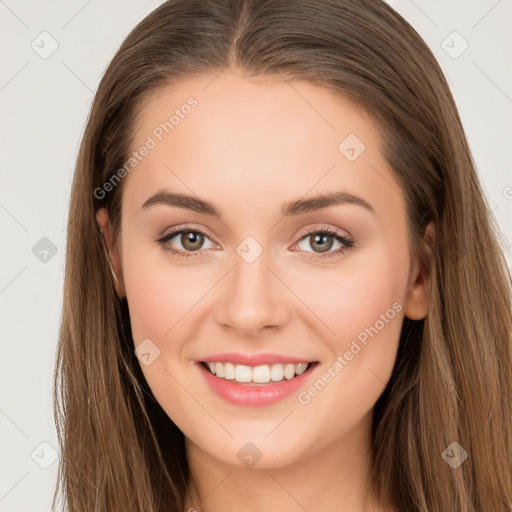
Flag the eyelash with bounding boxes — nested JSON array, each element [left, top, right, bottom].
[[155, 224, 354, 260]]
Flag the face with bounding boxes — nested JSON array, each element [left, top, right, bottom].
[[97, 69, 429, 469]]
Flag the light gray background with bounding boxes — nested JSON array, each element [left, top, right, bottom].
[[1, 1, 511, 510]]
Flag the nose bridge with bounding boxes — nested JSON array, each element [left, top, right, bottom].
[[214, 240, 288, 334]]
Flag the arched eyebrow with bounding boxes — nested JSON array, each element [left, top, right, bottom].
[[139, 190, 376, 217], [281, 191, 375, 216]]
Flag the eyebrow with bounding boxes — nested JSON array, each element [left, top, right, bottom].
[[139, 190, 375, 217]]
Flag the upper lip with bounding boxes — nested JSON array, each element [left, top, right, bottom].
[[198, 352, 317, 366]]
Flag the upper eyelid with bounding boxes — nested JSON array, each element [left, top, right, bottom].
[[161, 224, 214, 238], [297, 225, 351, 239], [159, 225, 218, 245]]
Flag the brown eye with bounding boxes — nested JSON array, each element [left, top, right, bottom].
[[180, 231, 204, 251]]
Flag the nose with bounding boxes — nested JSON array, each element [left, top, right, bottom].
[[214, 247, 290, 337]]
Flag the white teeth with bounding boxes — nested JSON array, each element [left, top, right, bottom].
[[284, 363, 295, 379], [215, 362, 224, 378], [224, 362, 235, 380], [252, 365, 270, 383], [270, 364, 284, 381], [295, 363, 308, 375], [204, 361, 311, 383], [234, 364, 252, 383]]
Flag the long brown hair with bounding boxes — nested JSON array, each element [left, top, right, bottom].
[[53, 0, 512, 510]]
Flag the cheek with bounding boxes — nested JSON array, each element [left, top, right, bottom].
[[288, 247, 408, 417], [121, 249, 207, 426], [290, 251, 408, 352], [291, 287, 404, 450], [122, 241, 211, 344]]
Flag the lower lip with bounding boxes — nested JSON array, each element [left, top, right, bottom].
[[197, 362, 319, 406]]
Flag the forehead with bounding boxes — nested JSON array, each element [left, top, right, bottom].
[[132, 70, 374, 163], [123, 70, 404, 222]]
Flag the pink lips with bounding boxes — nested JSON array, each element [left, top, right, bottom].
[[196, 354, 319, 407]]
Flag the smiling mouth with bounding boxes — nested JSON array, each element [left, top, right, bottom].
[[201, 361, 319, 385]]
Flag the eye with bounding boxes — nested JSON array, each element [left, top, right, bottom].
[[156, 225, 217, 258], [294, 226, 354, 259], [155, 224, 354, 260]]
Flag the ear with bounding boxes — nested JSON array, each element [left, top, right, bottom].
[[404, 221, 435, 321], [95, 207, 126, 298]]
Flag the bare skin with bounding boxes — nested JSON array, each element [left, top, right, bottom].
[[96, 68, 431, 512]]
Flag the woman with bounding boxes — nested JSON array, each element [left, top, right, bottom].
[[53, 0, 512, 510]]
